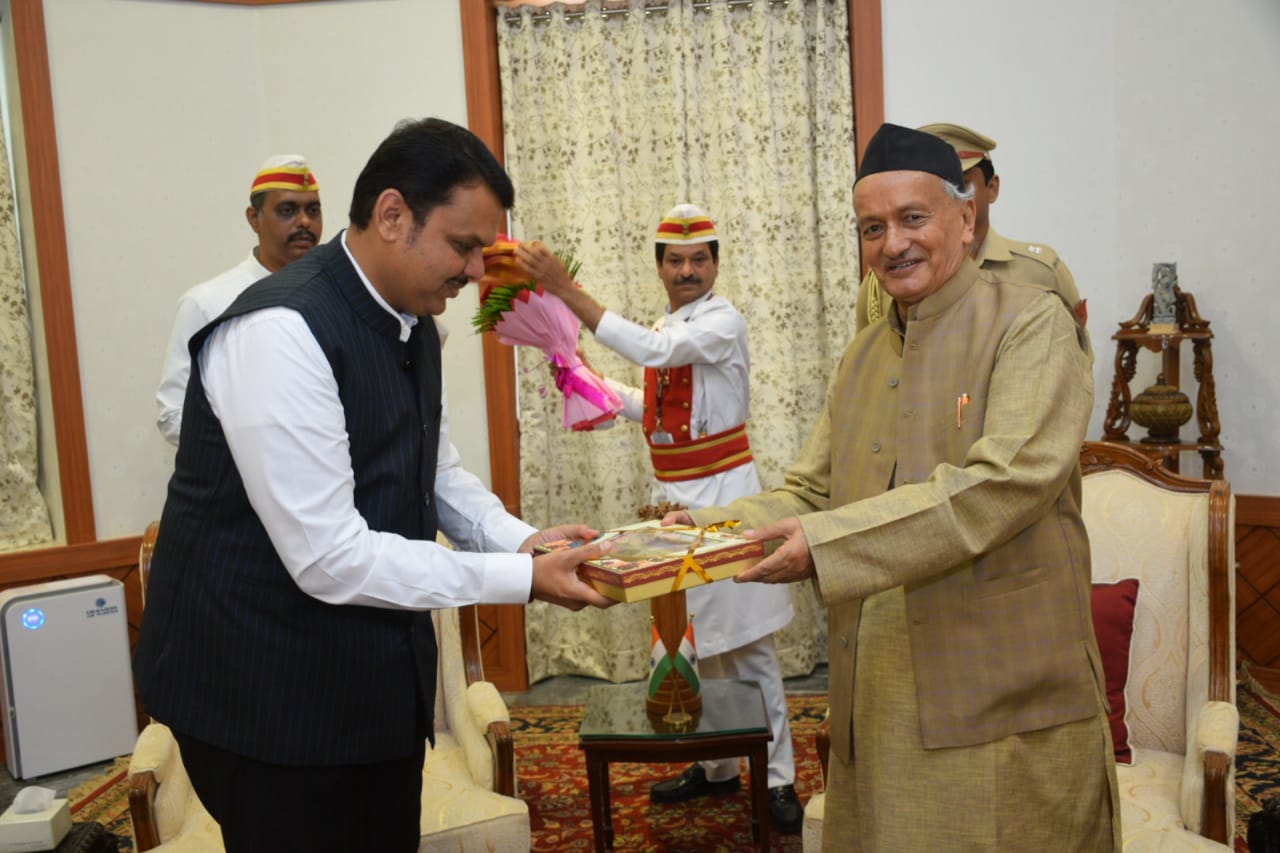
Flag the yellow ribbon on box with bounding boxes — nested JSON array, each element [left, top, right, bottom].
[[669, 520, 740, 592]]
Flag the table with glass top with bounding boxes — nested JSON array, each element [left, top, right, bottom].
[[577, 678, 772, 851]]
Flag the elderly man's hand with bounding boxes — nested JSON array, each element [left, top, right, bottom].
[[735, 517, 815, 584], [660, 510, 695, 526], [515, 241, 576, 298]]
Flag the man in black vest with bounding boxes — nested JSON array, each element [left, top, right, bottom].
[[134, 118, 614, 853]]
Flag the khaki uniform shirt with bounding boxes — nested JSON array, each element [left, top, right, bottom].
[[854, 226, 1082, 331]]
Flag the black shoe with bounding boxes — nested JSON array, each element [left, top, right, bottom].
[[650, 765, 742, 803], [768, 784, 803, 834]]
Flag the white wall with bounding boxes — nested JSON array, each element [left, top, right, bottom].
[[41, 0, 493, 540], [881, 0, 1280, 494]]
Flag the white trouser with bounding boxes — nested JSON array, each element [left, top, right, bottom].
[[697, 633, 795, 789]]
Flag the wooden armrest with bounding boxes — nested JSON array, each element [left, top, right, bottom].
[[1201, 749, 1230, 844], [459, 605, 484, 686], [128, 769, 161, 852], [487, 719, 516, 797], [817, 717, 830, 786]]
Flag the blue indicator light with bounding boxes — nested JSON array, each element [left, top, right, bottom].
[[21, 608, 45, 630]]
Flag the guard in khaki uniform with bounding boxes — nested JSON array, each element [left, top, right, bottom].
[[855, 122, 1088, 332], [678, 124, 1119, 850]]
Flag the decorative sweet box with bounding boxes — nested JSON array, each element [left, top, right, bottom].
[[535, 520, 763, 603]]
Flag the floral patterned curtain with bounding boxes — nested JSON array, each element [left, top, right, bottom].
[[496, 0, 858, 683], [0, 122, 53, 550]]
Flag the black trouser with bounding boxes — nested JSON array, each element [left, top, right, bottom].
[[174, 731, 426, 853]]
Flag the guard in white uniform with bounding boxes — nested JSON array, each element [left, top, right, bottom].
[[156, 154, 322, 445], [517, 204, 802, 834]]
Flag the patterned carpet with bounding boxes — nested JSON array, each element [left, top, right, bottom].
[[68, 685, 1279, 851], [1236, 682, 1280, 851], [512, 694, 828, 852], [66, 755, 132, 850]]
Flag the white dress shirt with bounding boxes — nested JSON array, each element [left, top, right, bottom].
[[197, 231, 535, 610], [156, 251, 271, 445], [596, 291, 752, 430]]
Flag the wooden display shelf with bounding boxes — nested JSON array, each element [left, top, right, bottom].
[[1101, 287, 1222, 479]]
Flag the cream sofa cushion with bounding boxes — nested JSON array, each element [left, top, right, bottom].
[[419, 731, 530, 852], [1117, 749, 1229, 851], [128, 722, 223, 852]]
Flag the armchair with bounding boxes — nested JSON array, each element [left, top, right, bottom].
[[800, 441, 1237, 850], [1081, 440, 1236, 849], [128, 525, 531, 851]]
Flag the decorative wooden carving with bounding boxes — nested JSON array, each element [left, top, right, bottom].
[[1100, 287, 1222, 479]]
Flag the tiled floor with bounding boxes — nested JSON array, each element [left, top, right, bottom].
[[0, 665, 829, 813]]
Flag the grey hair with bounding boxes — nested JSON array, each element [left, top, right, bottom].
[[942, 177, 976, 202]]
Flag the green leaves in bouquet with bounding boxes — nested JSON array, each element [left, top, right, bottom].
[[470, 251, 582, 334]]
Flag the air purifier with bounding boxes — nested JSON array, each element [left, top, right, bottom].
[[0, 575, 138, 779]]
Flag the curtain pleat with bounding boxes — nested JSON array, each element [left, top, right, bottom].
[[0, 120, 53, 550], [497, 0, 857, 683]]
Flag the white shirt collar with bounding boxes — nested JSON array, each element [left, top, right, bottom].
[[340, 229, 418, 342], [667, 290, 715, 320]]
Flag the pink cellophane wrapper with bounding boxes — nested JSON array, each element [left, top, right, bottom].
[[493, 288, 622, 431], [477, 236, 622, 431]]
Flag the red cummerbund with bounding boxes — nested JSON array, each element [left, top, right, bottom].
[[648, 424, 753, 483]]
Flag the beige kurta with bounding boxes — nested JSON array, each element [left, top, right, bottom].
[[825, 587, 1117, 851], [693, 259, 1120, 849]]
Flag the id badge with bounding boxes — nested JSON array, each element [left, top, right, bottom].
[[650, 429, 674, 445]]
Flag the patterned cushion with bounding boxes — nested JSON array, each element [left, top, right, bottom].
[[1116, 749, 1230, 851], [420, 731, 530, 852], [128, 722, 223, 851]]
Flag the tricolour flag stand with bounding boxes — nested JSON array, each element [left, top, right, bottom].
[[646, 590, 701, 724]]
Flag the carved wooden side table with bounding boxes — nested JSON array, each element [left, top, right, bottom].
[[1102, 287, 1222, 478]]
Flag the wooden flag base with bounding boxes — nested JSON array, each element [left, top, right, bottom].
[[646, 589, 702, 717]]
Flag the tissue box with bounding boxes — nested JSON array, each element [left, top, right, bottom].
[[0, 798, 71, 852]]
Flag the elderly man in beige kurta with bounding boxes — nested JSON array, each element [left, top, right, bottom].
[[686, 123, 1120, 850]]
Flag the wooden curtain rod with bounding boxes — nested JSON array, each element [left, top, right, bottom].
[[502, 0, 789, 25]]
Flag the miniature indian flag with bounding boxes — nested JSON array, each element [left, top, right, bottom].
[[672, 618, 699, 693], [648, 621, 673, 698]]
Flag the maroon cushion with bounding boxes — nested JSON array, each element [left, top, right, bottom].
[[1092, 579, 1140, 764]]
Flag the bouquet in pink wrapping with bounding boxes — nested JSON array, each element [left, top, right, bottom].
[[472, 235, 622, 431]]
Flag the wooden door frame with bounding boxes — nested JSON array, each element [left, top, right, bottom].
[[9, 0, 94, 547], [458, 0, 884, 689]]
